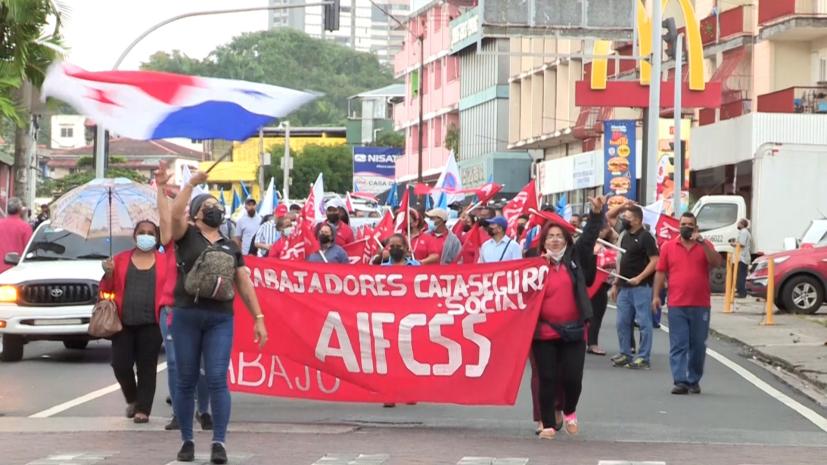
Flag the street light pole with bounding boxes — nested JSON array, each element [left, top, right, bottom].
[[672, 35, 683, 217], [417, 35, 424, 186], [644, 0, 663, 205], [95, 2, 333, 179]]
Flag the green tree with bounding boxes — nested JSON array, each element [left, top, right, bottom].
[[371, 129, 404, 149], [444, 124, 460, 158], [267, 143, 352, 199], [141, 29, 397, 126], [38, 168, 147, 198]]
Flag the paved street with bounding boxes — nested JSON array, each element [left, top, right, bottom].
[[1, 309, 825, 465]]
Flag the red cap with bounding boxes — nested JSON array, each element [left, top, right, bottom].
[[275, 204, 288, 217]]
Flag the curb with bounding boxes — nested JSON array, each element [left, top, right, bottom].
[[709, 327, 827, 405]]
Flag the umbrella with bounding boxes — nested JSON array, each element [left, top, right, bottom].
[[49, 178, 158, 256]]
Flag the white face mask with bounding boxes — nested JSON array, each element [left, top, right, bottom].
[[549, 246, 567, 263], [282, 226, 294, 236]]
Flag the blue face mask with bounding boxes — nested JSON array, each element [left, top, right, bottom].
[[136, 234, 157, 252], [426, 219, 436, 232]]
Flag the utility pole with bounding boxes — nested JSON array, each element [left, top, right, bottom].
[[672, 35, 683, 217], [350, 0, 356, 49], [417, 35, 424, 186], [282, 121, 292, 200], [644, 0, 663, 205]]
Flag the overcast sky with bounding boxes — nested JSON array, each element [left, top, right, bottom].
[[61, 0, 268, 70]]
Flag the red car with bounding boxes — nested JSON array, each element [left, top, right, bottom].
[[746, 245, 827, 314]]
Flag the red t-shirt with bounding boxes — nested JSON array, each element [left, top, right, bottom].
[[328, 221, 355, 245], [656, 238, 714, 307], [0, 217, 33, 274], [428, 231, 448, 259], [537, 264, 580, 340], [410, 233, 440, 262]]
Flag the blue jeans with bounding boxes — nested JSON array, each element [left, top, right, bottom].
[[159, 307, 209, 417], [172, 307, 234, 443], [617, 285, 654, 362], [667, 306, 710, 386]]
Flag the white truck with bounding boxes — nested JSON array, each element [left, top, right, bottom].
[[0, 222, 133, 361], [692, 143, 827, 291]]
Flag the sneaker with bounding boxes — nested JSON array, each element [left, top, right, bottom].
[[211, 442, 228, 465], [177, 441, 195, 462], [164, 416, 180, 431], [611, 354, 631, 367], [538, 427, 556, 440], [197, 412, 213, 431], [625, 358, 651, 370], [671, 384, 690, 395], [688, 384, 702, 394], [563, 413, 579, 436], [125, 403, 136, 419]]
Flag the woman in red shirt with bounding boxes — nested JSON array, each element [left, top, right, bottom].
[[533, 196, 603, 439]]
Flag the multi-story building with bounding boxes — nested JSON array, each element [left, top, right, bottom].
[[346, 84, 404, 145], [49, 115, 87, 150], [268, 0, 409, 66], [449, 7, 531, 195], [393, 0, 473, 184]]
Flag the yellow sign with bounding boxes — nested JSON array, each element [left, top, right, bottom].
[[591, 0, 705, 92]]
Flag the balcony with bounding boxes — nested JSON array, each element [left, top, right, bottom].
[[759, 0, 827, 41], [698, 6, 754, 45], [757, 86, 827, 114]]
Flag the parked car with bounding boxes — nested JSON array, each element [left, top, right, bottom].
[[0, 221, 133, 361], [746, 241, 827, 314]]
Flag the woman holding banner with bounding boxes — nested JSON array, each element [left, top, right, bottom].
[[533, 196, 603, 439]]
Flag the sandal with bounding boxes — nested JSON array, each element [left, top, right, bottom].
[[587, 345, 607, 356], [535, 422, 544, 435], [538, 427, 556, 439], [133, 413, 149, 424], [564, 413, 579, 436]]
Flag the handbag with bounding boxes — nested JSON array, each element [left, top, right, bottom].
[[88, 299, 122, 338], [548, 321, 585, 343]]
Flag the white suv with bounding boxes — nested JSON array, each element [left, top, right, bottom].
[[0, 222, 133, 361]]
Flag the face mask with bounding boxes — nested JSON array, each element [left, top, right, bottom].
[[389, 247, 405, 262], [282, 226, 294, 236], [517, 225, 526, 237], [136, 234, 157, 252], [319, 234, 332, 245], [463, 223, 472, 232], [426, 219, 436, 232], [549, 246, 567, 263], [247, 209, 256, 217], [619, 218, 631, 231], [202, 207, 224, 228], [680, 226, 694, 241]]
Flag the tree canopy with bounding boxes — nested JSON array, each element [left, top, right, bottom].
[[266, 143, 352, 199], [141, 29, 397, 126]]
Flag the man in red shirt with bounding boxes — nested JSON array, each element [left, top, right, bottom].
[[0, 198, 33, 274], [324, 198, 354, 245], [653, 212, 722, 395], [425, 208, 461, 264], [409, 211, 440, 264]]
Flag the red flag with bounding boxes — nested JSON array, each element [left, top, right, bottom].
[[654, 214, 681, 246], [455, 223, 483, 264], [587, 268, 610, 299], [372, 211, 394, 242], [452, 217, 467, 238], [503, 181, 538, 237], [474, 182, 503, 205], [394, 188, 411, 234], [345, 192, 355, 213], [527, 209, 576, 235], [413, 182, 432, 196], [342, 239, 369, 264], [351, 191, 377, 201]]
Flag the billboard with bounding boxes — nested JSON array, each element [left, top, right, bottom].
[[352, 146, 403, 195], [603, 120, 637, 210], [657, 118, 691, 215]]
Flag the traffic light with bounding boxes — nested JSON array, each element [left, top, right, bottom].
[[324, 0, 340, 32], [662, 17, 678, 60]]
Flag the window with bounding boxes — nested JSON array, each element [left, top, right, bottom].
[[60, 127, 73, 138], [434, 59, 442, 89], [696, 203, 738, 232], [433, 117, 442, 147], [446, 57, 458, 82]]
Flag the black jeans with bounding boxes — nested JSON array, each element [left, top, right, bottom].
[[588, 283, 610, 346], [532, 338, 586, 427], [111, 324, 163, 415], [737, 262, 749, 297]]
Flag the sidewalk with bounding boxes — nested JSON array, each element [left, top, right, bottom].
[[708, 295, 827, 404]]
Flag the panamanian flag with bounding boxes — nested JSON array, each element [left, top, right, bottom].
[[41, 62, 318, 141]]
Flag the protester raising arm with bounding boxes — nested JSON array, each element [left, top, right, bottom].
[[573, 196, 606, 285], [154, 162, 173, 246], [170, 171, 207, 241]]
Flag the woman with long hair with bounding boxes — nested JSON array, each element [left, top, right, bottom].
[[533, 196, 603, 439]]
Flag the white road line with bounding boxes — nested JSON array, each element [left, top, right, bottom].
[[29, 362, 167, 419], [597, 462, 665, 465], [658, 324, 827, 432], [456, 459, 529, 465], [311, 454, 389, 465]]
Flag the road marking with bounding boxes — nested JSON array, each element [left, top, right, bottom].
[[658, 324, 827, 432], [457, 458, 529, 465], [25, 452, 116, 465], [29, 362, 167, 418], [597, 462, 665, 465], [311, 454, 389, 465]]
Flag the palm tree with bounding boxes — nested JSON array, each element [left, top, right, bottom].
[[0, 0, 66, 206]]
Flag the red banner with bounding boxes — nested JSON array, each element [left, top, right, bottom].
[[654, 214, 681, 246], [230, 257, 549, 405]]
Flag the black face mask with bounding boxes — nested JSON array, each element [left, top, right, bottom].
[[327, 213, 340, 224], [462, 223, 472, 232], [619, 218, 631, 231], [247, 209, 256, 217], [517, 225, 526, 237], [202, 207, 224, 228], [319, 234, 332, 245], [680, 226, 694, 241], [389, 247, 405, 262]]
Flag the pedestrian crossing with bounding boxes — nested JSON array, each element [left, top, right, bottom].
[[24, 452, 117, 465]]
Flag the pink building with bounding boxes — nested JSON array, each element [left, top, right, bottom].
[[393, 0, 473, 183]]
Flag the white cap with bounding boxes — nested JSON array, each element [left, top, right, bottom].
[[324, 197, 346, 210]]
